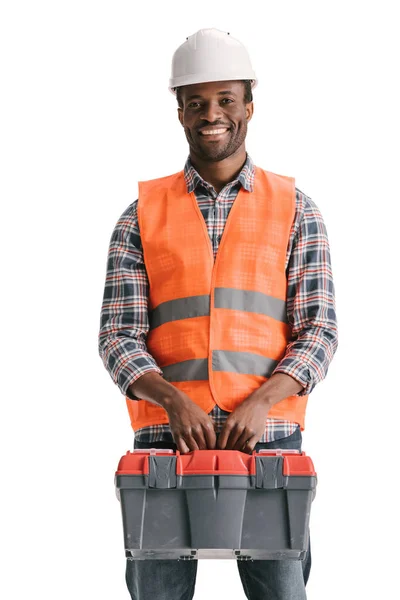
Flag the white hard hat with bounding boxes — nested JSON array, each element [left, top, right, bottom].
[[169, 28, 257, 94]]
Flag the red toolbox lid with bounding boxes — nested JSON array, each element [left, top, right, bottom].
[[116, 449, 316, 477]]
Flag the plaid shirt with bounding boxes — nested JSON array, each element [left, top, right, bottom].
[[98, 154, 338, 443]]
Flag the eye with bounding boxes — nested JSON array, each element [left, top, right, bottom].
[[221, 98, 234, 104], [187, 101, 201, 109]]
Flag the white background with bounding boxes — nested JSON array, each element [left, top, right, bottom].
[[1, 1, 399, 598]]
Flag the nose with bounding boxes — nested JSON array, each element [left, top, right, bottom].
[[199, 100, 223, 122]]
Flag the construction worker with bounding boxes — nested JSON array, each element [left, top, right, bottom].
[[99, 28, 338, 600]]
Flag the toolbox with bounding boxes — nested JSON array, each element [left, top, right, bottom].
[[115, 448, 317, 560]]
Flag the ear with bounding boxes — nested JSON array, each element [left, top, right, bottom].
[[246, 101, 254, 122], [177, 107, 184, 126]]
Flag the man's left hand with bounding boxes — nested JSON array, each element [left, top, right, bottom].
[[217, 392, 271, 453]]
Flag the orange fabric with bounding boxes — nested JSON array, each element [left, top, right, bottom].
[[126, 167, 309, 431]]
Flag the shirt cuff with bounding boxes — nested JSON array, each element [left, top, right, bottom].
[[121, 364, 164, 400], [272, 358, 315, 396]]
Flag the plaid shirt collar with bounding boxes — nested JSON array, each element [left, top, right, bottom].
[[183, 153, 255, 194]]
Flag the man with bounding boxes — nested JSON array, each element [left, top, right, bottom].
[[99, 28, 338, 600]]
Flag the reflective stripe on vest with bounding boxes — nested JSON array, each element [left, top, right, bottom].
[[126, 167, 309, 431], [161, 352, 279, 382], [150, 289, 287, 329]]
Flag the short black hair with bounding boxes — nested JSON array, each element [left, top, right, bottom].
[[175, 80, 253, 109]]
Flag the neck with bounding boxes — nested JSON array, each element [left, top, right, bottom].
[[189, 147, 247, 194]]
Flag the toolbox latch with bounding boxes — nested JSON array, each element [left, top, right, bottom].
[[255, 456, 284, 489], [148, 456, 177, 489]]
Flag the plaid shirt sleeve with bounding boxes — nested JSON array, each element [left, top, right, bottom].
[[98, 200, 163, 400], [272, 189, 338, 395]]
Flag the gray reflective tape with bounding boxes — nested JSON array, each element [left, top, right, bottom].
[[212, 350, 279, 377], [150, 295, 210, 329], [214, 288, 287, 323], [149, 290, 287, 328], [162, 352, 278, 382], [162, 359, 209, 382]]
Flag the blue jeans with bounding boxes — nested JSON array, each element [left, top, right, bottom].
[[126, 429, 311, 599]]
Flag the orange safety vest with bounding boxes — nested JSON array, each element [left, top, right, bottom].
[[126, 166, 309, 431]]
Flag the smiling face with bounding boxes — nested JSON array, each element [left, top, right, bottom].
[[177, 80, 254, 163]]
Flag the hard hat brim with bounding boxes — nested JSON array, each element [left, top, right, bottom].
[[169, 75, 258, 95]]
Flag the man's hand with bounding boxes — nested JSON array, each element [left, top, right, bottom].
[[217, 393, 271, 453], [217, 373, 304, 453], [129, 371, 302, 455], [128, 373, 216, 454], [165, 392, 217, 454]]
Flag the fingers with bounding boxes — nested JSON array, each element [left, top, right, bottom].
[[234, 429, 253, 451], [227, 428, 250, 450], [178, 433, 257, 454], [203, 419, 217, 449], [190, 424, 208, 450], [175, 437, 191, 454], [240, 435, 259, 454], [185, 420, 216, 452], [175, 434, 199, 454], [168, 397, 218, 453], [218, 421, 242, 450], [217, 425, 230, 450], [174, 423, 213, 453], [218, 422, 257, 452], [217, 416, 241, 450]]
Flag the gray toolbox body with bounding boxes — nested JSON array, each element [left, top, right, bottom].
[[115, 448, 317, 560]]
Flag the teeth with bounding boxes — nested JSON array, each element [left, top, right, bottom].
[[200, 128, 228, 135]]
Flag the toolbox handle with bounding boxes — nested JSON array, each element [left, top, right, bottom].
[[256, 449, 301, 455], [132, 448, 175, 454]]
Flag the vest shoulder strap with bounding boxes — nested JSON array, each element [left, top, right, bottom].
[[138, 171, 185, 202]]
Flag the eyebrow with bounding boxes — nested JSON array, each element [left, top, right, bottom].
[[185, 90, 237, 101]]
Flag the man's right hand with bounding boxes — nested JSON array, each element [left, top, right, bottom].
[[128, 372, 216, 454], [164, 391, 217, 454]]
